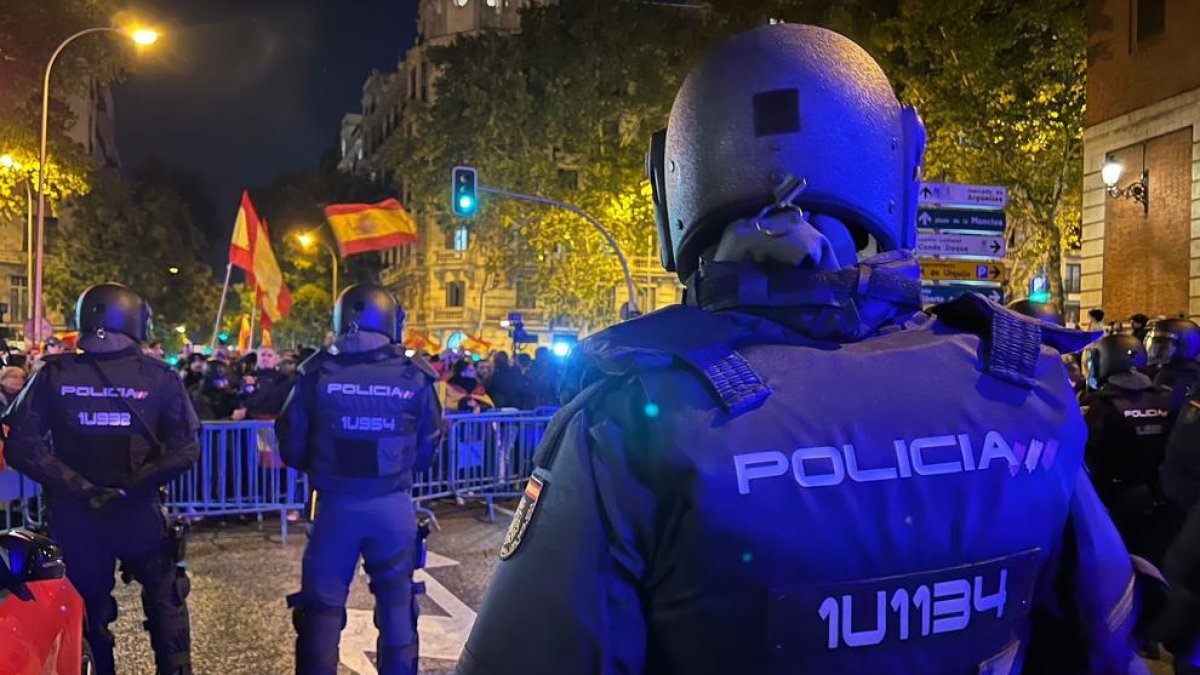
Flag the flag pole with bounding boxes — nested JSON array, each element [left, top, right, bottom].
[[248, 285, 258, 353], [209, 262, 233, 350]]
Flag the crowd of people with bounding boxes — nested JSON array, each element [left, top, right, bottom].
[[171, 341, 566, 421]]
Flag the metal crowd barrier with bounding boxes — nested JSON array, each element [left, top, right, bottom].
[[166, 420, 308, 543], [0, 409, 557, 542]]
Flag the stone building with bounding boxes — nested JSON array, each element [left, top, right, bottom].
[[340, 0, 680, 352], [1081, 0, 1200, 324]]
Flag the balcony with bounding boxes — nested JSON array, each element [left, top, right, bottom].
[[431, 307, 467, 325]]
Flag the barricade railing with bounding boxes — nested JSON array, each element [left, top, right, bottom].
[[2, 408, 557, 540], [434, 410, 555, 520], [166, 420, 308, 543]]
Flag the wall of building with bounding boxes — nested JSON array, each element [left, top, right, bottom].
[[1080, 90, 1200, 322], [1082, 0, 1200, 325], [1087, 0, 1200, 126]]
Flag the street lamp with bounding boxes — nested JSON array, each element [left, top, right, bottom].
[[1102, 154, 1149, 214], [33, 24, 160, 346], [1, 154, 35, 323], [294, 231, 339, 307]]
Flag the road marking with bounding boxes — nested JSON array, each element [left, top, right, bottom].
[[339, 551, 477, 674]]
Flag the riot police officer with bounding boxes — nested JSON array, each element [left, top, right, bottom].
[[1147, 318, 1200, 410], [1007, 297, 1063, 326], [1083, 334, 1178, 564], [3, 283, 199, 675], [459, 24, 1144, 675], [276, 283, 441, 675]]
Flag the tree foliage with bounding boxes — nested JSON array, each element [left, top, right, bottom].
[[0, 0, 134, 218], [396, 0, 1084, 321], [394, 1, 710, 329], [45, 170, 221, 348], [871, 0, 1085, 307]]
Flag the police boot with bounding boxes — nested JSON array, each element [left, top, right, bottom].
[[369, 574, 420, 675], [287, 593, 347, 675], [132, 558, 194, 675]]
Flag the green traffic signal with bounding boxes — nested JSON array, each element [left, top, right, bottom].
[[451, 166, 478, 217], [1029, 290, 1051, 303], [218, 331, 230, 343]]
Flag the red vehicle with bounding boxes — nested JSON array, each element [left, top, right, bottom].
[[0, 529, 91, 674]]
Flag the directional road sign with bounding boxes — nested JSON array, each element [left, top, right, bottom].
[[916, 208, 1007, 233], [922, 284, 1004, 306], [918, 182, 1008, 210], [915, 232, 1006, 258], [920, 259, 1008, 283]]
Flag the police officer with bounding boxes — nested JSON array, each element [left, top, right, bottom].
[[1146, 318, 1200, 410], [276, 283, 441, 675], [3, 283, 199, 675], [459, 24, 1145, 675], [1007, 297, 1063, 326], [1083, 334, 1177, 564]]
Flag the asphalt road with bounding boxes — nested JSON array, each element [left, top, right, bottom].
[[111, 504, 509, 675]]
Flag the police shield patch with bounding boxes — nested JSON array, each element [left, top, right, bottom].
[[499, 474, 545, 560]]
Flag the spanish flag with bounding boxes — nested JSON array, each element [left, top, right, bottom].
[[237, 314, 251, 353], [403, 330, 441, 353], [229, 191, 260, 280], [323, 198, 418, 257], [461, 334, 491, 354], [254, 218, 292, 328]]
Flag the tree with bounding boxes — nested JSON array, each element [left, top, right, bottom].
[[393, 1, 712, 329], [871, 0, 1085, 308], [0, 0, 133, 218], [45, 170, 221, 348]]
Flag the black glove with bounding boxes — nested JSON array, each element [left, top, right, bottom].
[[88, 487, 126, 510]]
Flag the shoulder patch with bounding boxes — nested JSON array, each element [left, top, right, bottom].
[[499, 470, 547, 560]]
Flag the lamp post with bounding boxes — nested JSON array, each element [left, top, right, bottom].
[[1, 154, 34, 322], [33, 26, 158, 346], [296, 232, 339, 307]]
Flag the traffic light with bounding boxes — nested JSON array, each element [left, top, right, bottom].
[[451, 165, 478, 217], [217, 331, 230, 345]]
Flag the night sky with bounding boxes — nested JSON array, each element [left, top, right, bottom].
[[114, 0, 417, 243]]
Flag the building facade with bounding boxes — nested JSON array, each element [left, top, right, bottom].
[[1081, 0, 1200, 324], [0, 77, 117, 342], [341, 0, 680, 352]]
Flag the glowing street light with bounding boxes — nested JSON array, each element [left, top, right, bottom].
[[1101, 160, 1123, 188], [293, 231, 338, 307], [33, 22, 162, 345], [168, 266, 180, 275], [175, 325, 187, 334], [131, 28, 159, 46], [0, 154, 15, 169]]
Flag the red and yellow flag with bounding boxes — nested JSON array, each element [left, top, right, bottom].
[[323, 198, 418, 257], [254, 218, 291, 328], [237, 314, 251, 353], [229, 190, 260, 280], [261, 327, 273, 348], [461, 334, 491, 354], [403, 330, 441, 353]]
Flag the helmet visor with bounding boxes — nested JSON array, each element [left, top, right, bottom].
[[1146, 335, 1177, 367]]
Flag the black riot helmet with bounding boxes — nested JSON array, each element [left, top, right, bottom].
[[1145, 318, 1200, 367], [1007, 298, 1063, 326], [333, 283, 405, 342], [1086, 334, 1147, 389], [75, 283, 151, 342], [201, 359, 231, 389]]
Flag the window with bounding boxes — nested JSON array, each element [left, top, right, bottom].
[[1064, 264, 1082, 294], [9, 276, 27, 323], [515, 280, 537, 309], [1135, 0, 1166, 45], [446, 281, 466, 308], [445, 225, 469, 251], [1064, 304, 1081, 328]]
